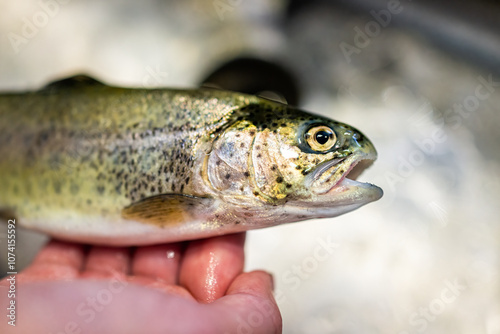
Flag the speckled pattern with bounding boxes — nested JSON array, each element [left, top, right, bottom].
[[0, 76, 381, 243], [0, 77, 257, 219]]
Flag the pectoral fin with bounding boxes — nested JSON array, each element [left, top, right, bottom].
[[121, 194, 214, 227]]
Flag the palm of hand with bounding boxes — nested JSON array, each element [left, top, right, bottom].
[[0, 233, 281, 334]]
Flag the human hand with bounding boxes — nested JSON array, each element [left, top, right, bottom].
[[0, 233, 282, 334]]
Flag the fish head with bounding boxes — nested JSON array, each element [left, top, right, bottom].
[[205, 101, 383, 223]]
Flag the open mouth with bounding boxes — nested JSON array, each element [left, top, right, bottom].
[[306, 153, 379, 195], [322, 154, 383, 202], [330, 157, 375, 189]]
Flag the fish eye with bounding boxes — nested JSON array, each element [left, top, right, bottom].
[[305, 125, 336, 152]]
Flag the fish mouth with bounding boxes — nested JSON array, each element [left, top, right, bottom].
[[328, 157, 375, 191], [306, 152, 383, 202]]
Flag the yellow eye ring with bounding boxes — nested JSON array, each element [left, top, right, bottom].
[[305, 125, 336, 152]]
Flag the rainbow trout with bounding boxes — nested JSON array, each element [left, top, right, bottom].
[[0, 76, 382, 245]]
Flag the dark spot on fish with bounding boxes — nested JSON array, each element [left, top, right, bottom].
[[225, 173, 231, 179], [249, 131, 256, 136], [185, 177, 190, 185], [70, 183, 79, 195], [301, 170, 309, 176], [271, 165, 277, 171], [115, 182, 123, 194], [253, 191, 259, 196], [235, 221, 240, 225], [257, 154, 262, 158], [97, 185, 105, 195], [276, 177, 283, 183], [272, 122, 278, 127], [53, 180, 61, 194], [244, 171, 250, 177], [286, 183, 292, 188]]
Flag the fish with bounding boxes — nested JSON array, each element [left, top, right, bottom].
[[0, 75, 383, 246]]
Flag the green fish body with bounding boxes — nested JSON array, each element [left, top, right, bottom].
[[0, 76, 382, 245]]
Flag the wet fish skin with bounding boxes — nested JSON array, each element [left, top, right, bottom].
[[0, 76, 382, 245]]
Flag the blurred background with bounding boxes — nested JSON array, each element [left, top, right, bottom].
[[1, 0, 499, 333]]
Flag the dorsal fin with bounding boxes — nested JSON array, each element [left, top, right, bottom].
[[43, 75, 106, 90]]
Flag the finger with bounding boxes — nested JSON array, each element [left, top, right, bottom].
[[179, 233, 245, 303], [6, 239, 86, 283], [81, 246, 131, 279], [216, 270, 282, 334], [131, 243, 182, 284]]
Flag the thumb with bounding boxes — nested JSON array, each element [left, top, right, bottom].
[[213, 270, 282, 334]]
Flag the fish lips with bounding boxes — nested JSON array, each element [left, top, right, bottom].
[[305, 152, 383, 205]]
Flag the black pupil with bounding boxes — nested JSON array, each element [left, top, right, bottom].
[[315, 130, 332, 145]]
